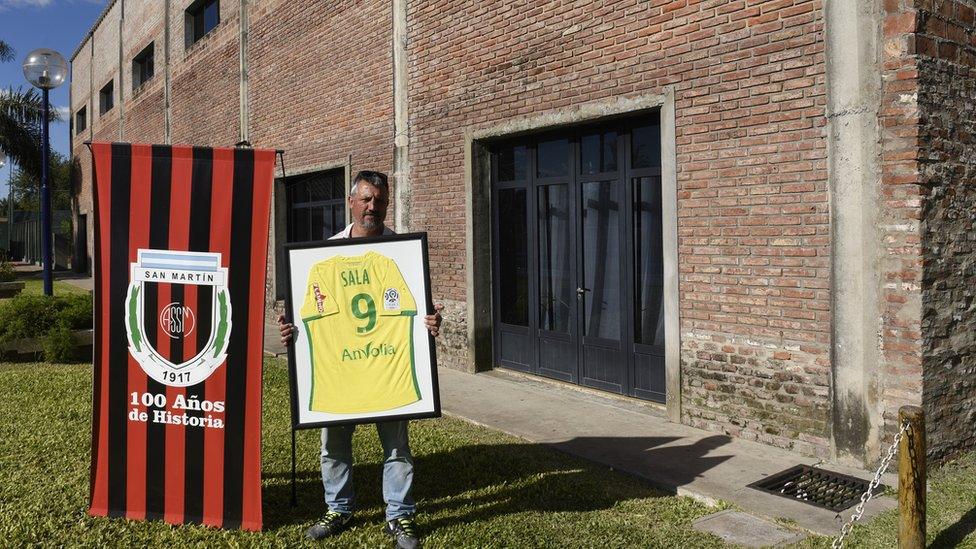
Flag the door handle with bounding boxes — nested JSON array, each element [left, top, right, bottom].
[[576, 287, 590, 296]]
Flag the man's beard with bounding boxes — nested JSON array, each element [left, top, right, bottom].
[[360, 215, 381, 230]]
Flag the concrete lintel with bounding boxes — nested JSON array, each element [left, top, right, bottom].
[[824, 0, 884, 466], [468, 93, 667, 142], [278, 157, 351, 180]]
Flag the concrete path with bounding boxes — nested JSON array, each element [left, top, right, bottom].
[[58, 275, 94, 292], [29, 269, 96, 292], [694, 510, 807, 547]]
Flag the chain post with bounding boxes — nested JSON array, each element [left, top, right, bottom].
[[831, 419, 909, 549], [898, 405, 925, 549]]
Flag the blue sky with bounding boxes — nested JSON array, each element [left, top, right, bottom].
[[0, 0, 107, 185]]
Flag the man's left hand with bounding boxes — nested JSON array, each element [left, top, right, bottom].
[[425, 304, 444, 337]]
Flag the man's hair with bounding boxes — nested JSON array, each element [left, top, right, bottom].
[[350, 170, 389, 197]]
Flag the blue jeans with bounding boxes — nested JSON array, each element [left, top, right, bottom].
[[320, 420, 415, 521]]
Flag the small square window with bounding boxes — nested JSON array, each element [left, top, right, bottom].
[[75, 106, 87, 134], [285, 168, 347, 243], [99, 81, 114, 115], [275, 167, 347, 299], [132, 43, 155, 90], [185, 0, 220, 48]]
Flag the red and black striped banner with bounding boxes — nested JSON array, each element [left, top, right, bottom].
[[88, 143, 275, 530]]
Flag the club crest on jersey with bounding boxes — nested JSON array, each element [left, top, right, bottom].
[[383, 288, 400, 310], [124, 249, 232, 387]]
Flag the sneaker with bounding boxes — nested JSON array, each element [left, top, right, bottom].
[[384, 516, 420, 549], [306, 510, 353, 540]]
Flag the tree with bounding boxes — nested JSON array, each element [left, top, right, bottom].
[[5, 150, 73, 212], [0, 151, 75, 240], [0, 39, 61, 182]]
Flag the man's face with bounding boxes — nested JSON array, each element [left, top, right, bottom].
[[349, 181, 389, 231]]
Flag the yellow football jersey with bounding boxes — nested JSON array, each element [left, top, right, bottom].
[[300, 251, 420, 414]]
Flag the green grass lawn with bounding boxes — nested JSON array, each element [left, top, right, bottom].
[[3, 359, 975, 548], [0, 359, 729, 548]]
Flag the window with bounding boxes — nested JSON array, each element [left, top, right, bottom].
[[99, 81, 114, 114], [75, 106, 86, 134], [185, 0, 220, 48], [285, 168, 346, 243], [132, 43, 155, 90]]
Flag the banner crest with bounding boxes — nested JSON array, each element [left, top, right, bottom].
[[125, 248, 232, 387]]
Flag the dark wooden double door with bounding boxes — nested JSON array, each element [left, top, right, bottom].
[[491, 116, 666, 402]]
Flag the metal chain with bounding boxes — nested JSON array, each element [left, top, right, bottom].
[[831, 420, 911, 549]]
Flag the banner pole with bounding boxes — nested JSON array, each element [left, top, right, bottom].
[[277, 148, 295, 508], [276, 151, 287, 180], [291, 428, 297, 507]]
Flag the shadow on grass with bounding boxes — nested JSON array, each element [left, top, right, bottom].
[[262, 434, 732, 530], [930, 505, 976, 548]]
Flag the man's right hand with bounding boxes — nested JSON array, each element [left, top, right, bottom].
[[277, 314, 295, 346]]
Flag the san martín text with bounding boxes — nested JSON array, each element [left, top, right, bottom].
[[128, 391, 226, 429], [138, 269, 219, 284]]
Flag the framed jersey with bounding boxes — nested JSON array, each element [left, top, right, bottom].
[[284, 233, 441, 428]]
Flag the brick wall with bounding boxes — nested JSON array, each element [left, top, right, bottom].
[[915, 0, 976, 462], [70, 38, 92, 140], [248, 0, 394, 309], [673, 0, 830, 456], [249, 1, 394, 173], [409, 0, 833, 455], [169, 0, 242, 147], [91, 1, 122, 143], [70, 37, 94, 265], [877, 0, 925, 449], [73, 2, 124, 272], [120, 0, 167, 145]]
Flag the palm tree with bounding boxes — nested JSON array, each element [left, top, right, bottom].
[[0, 39, 13, 62], [0, 87, 48, 180], [0, 39, 61, 182]]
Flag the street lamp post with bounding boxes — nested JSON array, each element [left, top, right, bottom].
[[22, 49, 67, 296], [0, 151, 6, 259], [5, 159, 10, 259]]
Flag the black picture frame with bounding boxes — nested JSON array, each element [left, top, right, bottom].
[[283, 232, 441, 429]]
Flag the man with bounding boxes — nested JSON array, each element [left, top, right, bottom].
[[278, 170, 442, 549]]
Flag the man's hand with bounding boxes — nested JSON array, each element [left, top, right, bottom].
[[425, 304, 444, 338], [277, 314, 295, 346]]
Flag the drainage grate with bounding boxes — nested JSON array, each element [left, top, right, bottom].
[[748, 465, 884, 512]]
